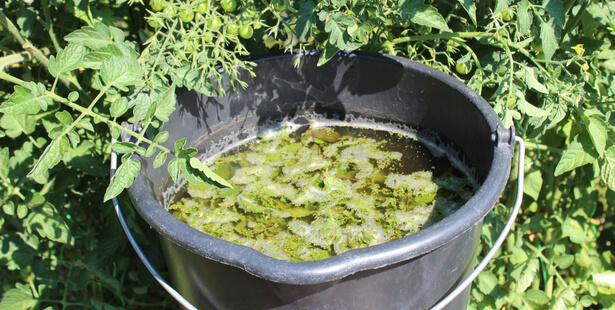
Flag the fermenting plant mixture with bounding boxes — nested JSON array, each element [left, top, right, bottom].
[[169, 123, 475, 261]]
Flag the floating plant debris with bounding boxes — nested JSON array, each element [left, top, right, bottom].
[[169, 123, 475, 261]]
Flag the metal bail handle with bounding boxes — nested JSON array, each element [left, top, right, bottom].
[[110, 138, 199, 310], [110, 136, 525, 310], [430, 136, 526, 310]]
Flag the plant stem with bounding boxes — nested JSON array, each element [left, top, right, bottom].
[[525, 143, 564, 153], [45, 90, 171, 154], [0, 52, 30, 85], [40, 0, 62, 52], [0, 10, 49, 68], [390, 31, 490, 45]]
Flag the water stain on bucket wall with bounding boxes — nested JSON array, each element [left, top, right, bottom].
[[127, 52, 515, 310]]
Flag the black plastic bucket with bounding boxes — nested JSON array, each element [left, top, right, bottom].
[[127, 52, 516, 309]]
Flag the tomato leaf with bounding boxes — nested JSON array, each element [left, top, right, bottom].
[[171, 67, 217, 97], [399, 0, 451, 31], [152, 84, 176, 122], [64, 22, 114, 49], [174, 138, 187, 153], [0, 147, 8, 179], [110, 97, 129, 118], [0, 284, 38, 310], [153, 150, 168, 169], [523, 168, 543, 200], [318, 41, 341, 66], [55, 110, 74, 126], [25, 202, 72, 243], [517, 97, 550, 117], [562, 217, 592, 244], [28, 135, 71, 177], [324, 12, 363, 51], [189, 157, 233, 188], [104, 158, 140, 201], [100, 56, 144, 91], [0, 82, 52, 115], [154, 131, 169, 143], [593, 271, 615, 289], [48, 44, 87, 78], [587, 115, 608, 158], [524, 289, 550, 306], [168, 157, 180, 183], [111, 142, 137, 154], [521, 66, 549, 94], [515, 258, 539, 293], [457, 0, 477, 26], [600, 146, 615, 191], [296, 1, 316, 42], [543, 0, 566, 28], [540, 19, 560, 60], [554, 141, 598, 176], [554, 254, 574, 269], [131, 92, 155, 122], [518, 0, 533, 34], [477, 270, 498, 294], [0, 114, 35, 138]]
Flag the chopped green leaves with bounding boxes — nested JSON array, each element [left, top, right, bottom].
[[169, 125, 473, 261]]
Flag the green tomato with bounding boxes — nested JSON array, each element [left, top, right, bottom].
[[148, 19, 163, 28], [239, 25, 254, 39], [150, 0, 165, 11], [501, 9, 514, 21], [531, 39, 543, 52], [220, 0, 237, 12], [227, 22, 239, 35], [272, 0, 287, 11], [163, 6, 177, 15], [180, 10, 195, 23], [208, 16, 223, 31], [203, 32, 214, 43], [186, 40, 198, 52], [455, 62, 472, 75], [239, 14, 252, 23], [196, 1, 208, 14], [506, 95, 518, 107]]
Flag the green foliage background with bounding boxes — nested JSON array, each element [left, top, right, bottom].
[[0, 0, 614, 309]]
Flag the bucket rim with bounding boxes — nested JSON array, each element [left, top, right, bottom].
[[127, 51, 515, 285]]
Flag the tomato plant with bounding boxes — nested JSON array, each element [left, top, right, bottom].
[[0, 1, 614, 309]]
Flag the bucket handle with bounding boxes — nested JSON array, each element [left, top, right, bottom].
[[110, 136, 525, 310], [110, 138, 199, 310], [430, 136, 525, 310]]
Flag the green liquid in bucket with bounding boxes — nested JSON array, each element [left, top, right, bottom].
[[169, 123, 475, 261]]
